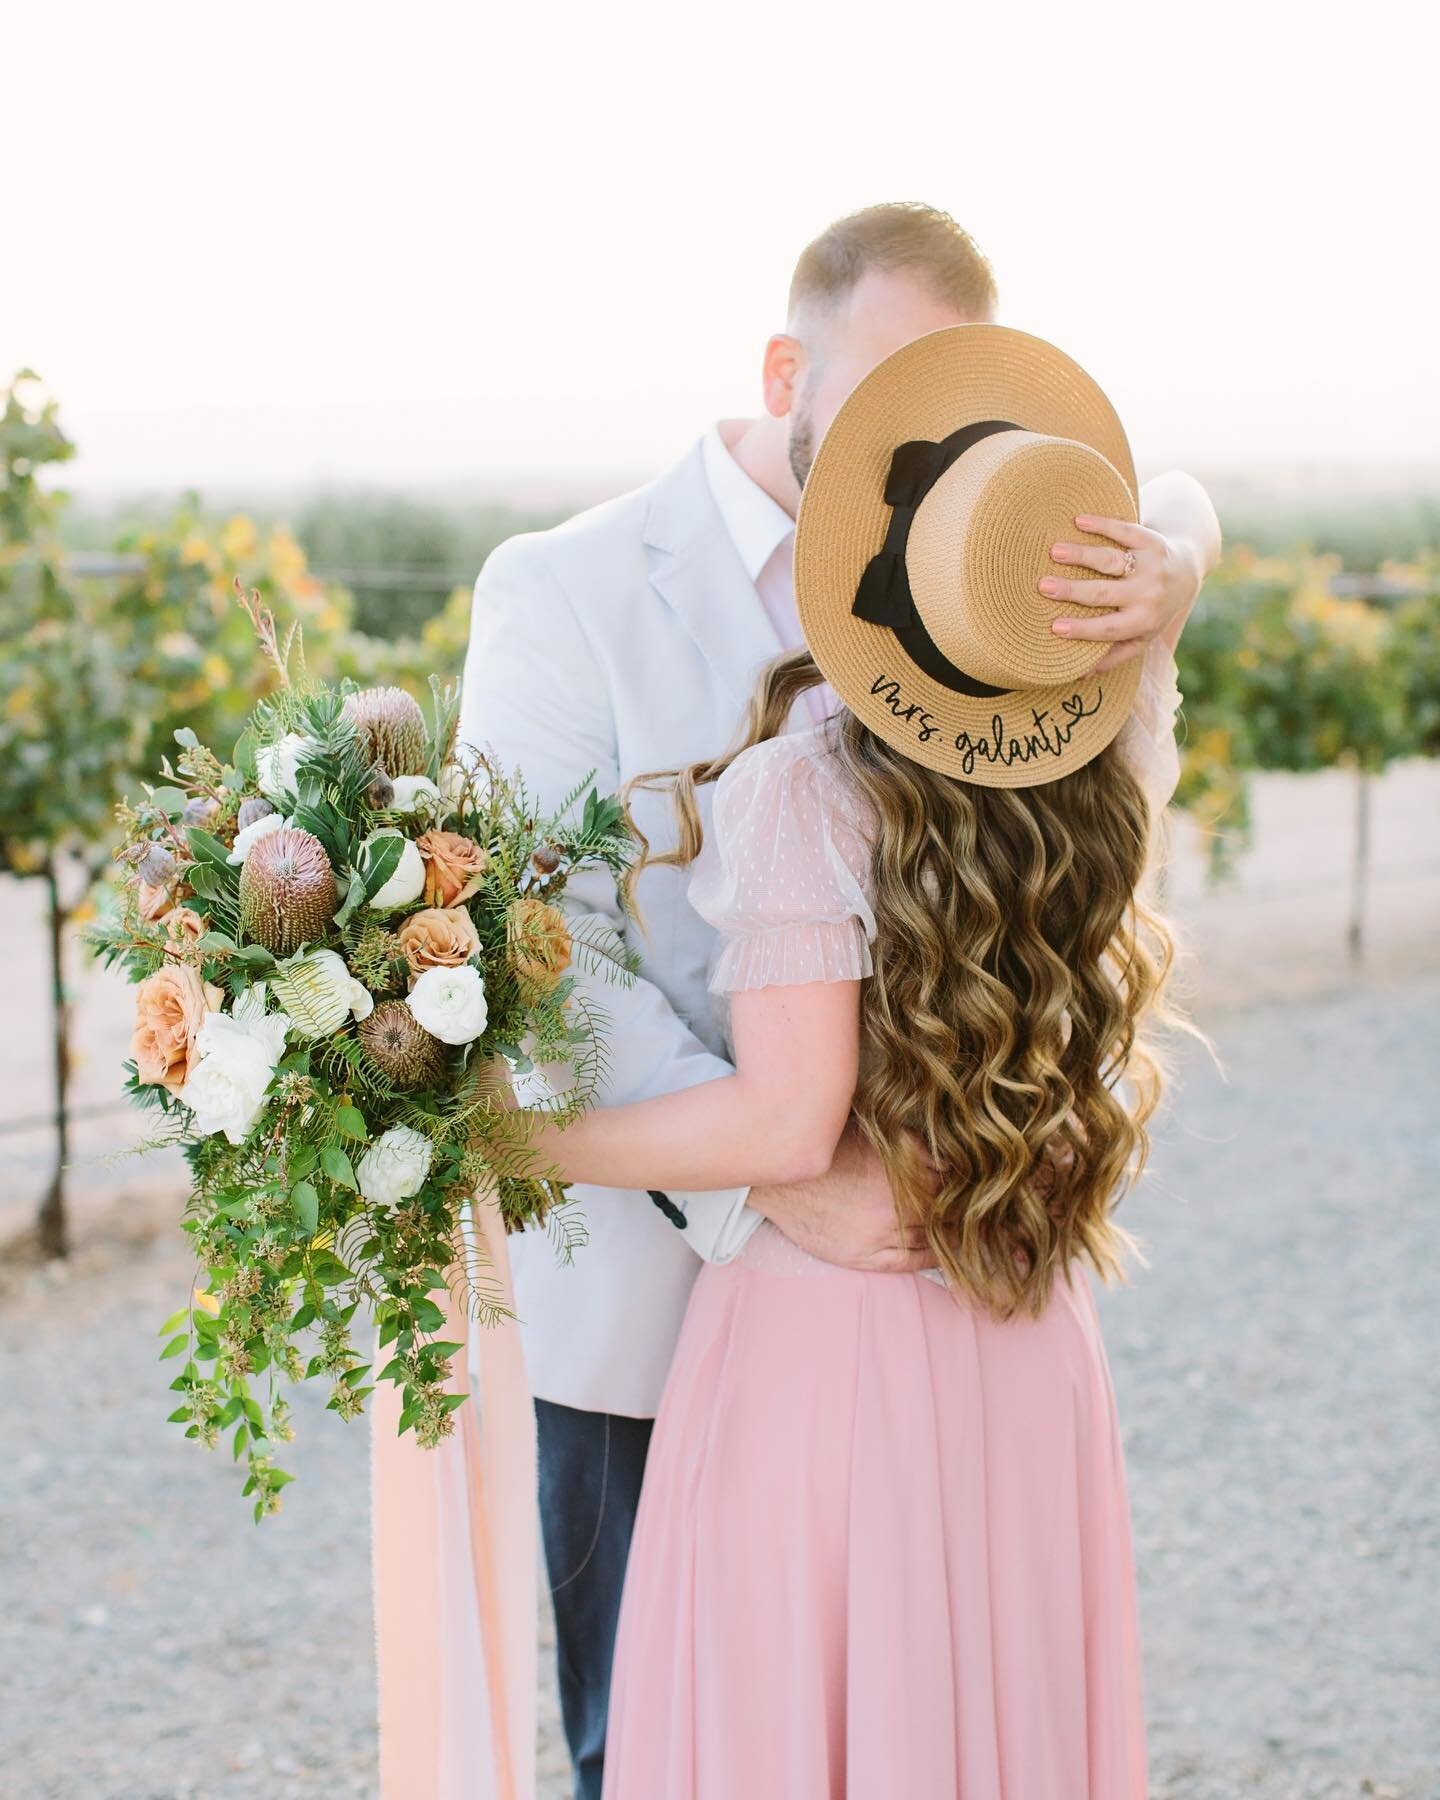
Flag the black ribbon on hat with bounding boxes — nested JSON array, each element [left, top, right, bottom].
[[853, 418, 1022, 699]]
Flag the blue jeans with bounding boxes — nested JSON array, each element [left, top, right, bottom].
[[535, 1398, 654, 1800]]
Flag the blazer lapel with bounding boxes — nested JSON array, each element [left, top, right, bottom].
[[642, 441, 786, 711]]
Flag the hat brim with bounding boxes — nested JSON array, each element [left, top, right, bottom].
[[795, 325, 1144, 788]]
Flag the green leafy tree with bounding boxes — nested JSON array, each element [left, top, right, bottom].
[[1175, 549, 1432, 950], [0, 373, 154, 1254]]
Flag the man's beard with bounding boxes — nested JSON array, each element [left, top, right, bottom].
[[788, 402, 816, 492]]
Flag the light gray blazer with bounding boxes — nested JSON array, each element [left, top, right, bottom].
[[459, 439, 791, 1416]]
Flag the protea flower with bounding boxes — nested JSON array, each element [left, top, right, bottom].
[[238, 827, 338, 957], [343, 686, 428, 778], [358, 999, 448, 1090]]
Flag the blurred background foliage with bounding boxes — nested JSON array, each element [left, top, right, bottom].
[[5, 369, 1437, 1251], [5, 369, 1440, 887]]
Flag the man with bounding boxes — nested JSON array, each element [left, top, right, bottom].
[[459, 201, 1218, 1798]]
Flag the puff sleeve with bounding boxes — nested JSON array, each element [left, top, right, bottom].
[[688, 733, 876, 995]]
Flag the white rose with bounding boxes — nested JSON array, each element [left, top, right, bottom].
[[364, 830, 427, 911], [389, 774, 442, 816], [178, 992, 289, 1144], [357, 1125, 434, 1209], [271, 948, 374, 1038], [227, 810, 289, 866], [406, 963, 488, 1045], [256, 732, 316, 802]]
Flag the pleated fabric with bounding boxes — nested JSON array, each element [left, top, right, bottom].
[[602, 1224, 1148, 1800]]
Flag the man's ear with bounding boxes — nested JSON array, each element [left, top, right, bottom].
[[762, 333, 804, 420]]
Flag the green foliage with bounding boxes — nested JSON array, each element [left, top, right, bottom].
[[1173, 550, 1437, 867], [293, 492, 563, 638], [0, 374, 146, 875], [1217, 491, 1440, 569]]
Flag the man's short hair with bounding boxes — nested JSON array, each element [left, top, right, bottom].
[[789, 202, 998, 326]]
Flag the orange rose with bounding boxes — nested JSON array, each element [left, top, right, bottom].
[[415, 830, 488, 908], [161, 906, 207, 958], [137, 879, 177, 923], [507, 896, 572, 994], [396, 906, 482, 981], [131, 964, 224, 1093]]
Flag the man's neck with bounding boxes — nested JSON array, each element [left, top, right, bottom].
[[717, 416, 801, 521]]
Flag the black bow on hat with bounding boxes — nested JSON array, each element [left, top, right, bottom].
[[852, 418, 1020, 632]]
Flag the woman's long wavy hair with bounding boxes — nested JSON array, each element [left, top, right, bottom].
[[627, 648, 1195, 1321]]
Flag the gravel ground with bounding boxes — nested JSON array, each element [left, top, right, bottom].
[[2, 969, 1435, 1799], [2, 758, 1437, 1799]]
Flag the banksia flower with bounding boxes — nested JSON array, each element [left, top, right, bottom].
[[358, 999, 448, 1090], [343, 687, 428, 778], [238, 827, 338, 956]]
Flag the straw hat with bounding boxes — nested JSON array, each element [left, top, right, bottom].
[[795, 324, 1144, 787]]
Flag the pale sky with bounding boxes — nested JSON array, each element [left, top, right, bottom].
[[8, 5, 1436, 499]]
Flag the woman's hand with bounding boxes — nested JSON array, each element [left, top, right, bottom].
[[1038, 470, 1222, 671], [1039, 514, 1202, 672]]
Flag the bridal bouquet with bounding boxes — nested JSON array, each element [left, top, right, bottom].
[[88, 586, 635, 1518]]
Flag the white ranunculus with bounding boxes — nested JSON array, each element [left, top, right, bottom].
[[256, 732, 317, 802], [226, 809, 289, 866], [364, 829, 427, 911], [178, 989, 290, 1144], [357, 1125, 434, 1209], [271, 948, 374, 1038], [406, 962, 488, 1045], [389, 774, 442, 816]]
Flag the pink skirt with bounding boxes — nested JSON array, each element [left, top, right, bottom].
[[602, 1224, 1148, 1799]]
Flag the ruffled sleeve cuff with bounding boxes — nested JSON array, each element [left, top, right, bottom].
[[708, 916, 873, 995]]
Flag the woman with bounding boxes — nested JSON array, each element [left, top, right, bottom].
[[528, 326, 1211, 1797]]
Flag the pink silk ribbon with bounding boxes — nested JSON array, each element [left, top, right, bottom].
[[371, 1195, 537, 1799]]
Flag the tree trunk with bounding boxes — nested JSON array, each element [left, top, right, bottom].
[[35, 859, 70, 1259], [1346, 765, 1371, 965]]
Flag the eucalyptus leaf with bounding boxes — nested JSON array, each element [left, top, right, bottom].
[[321, 1145, 358, 1190], [336, 1104, 368, 1141], [291, 1179, 319, 1235]]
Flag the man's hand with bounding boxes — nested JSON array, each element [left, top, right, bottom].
[[747, 1121, 936, 1273], [1036, 469, 1222, 673]]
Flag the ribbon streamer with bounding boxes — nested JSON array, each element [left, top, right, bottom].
[[372, 1194, 538, 1800]]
